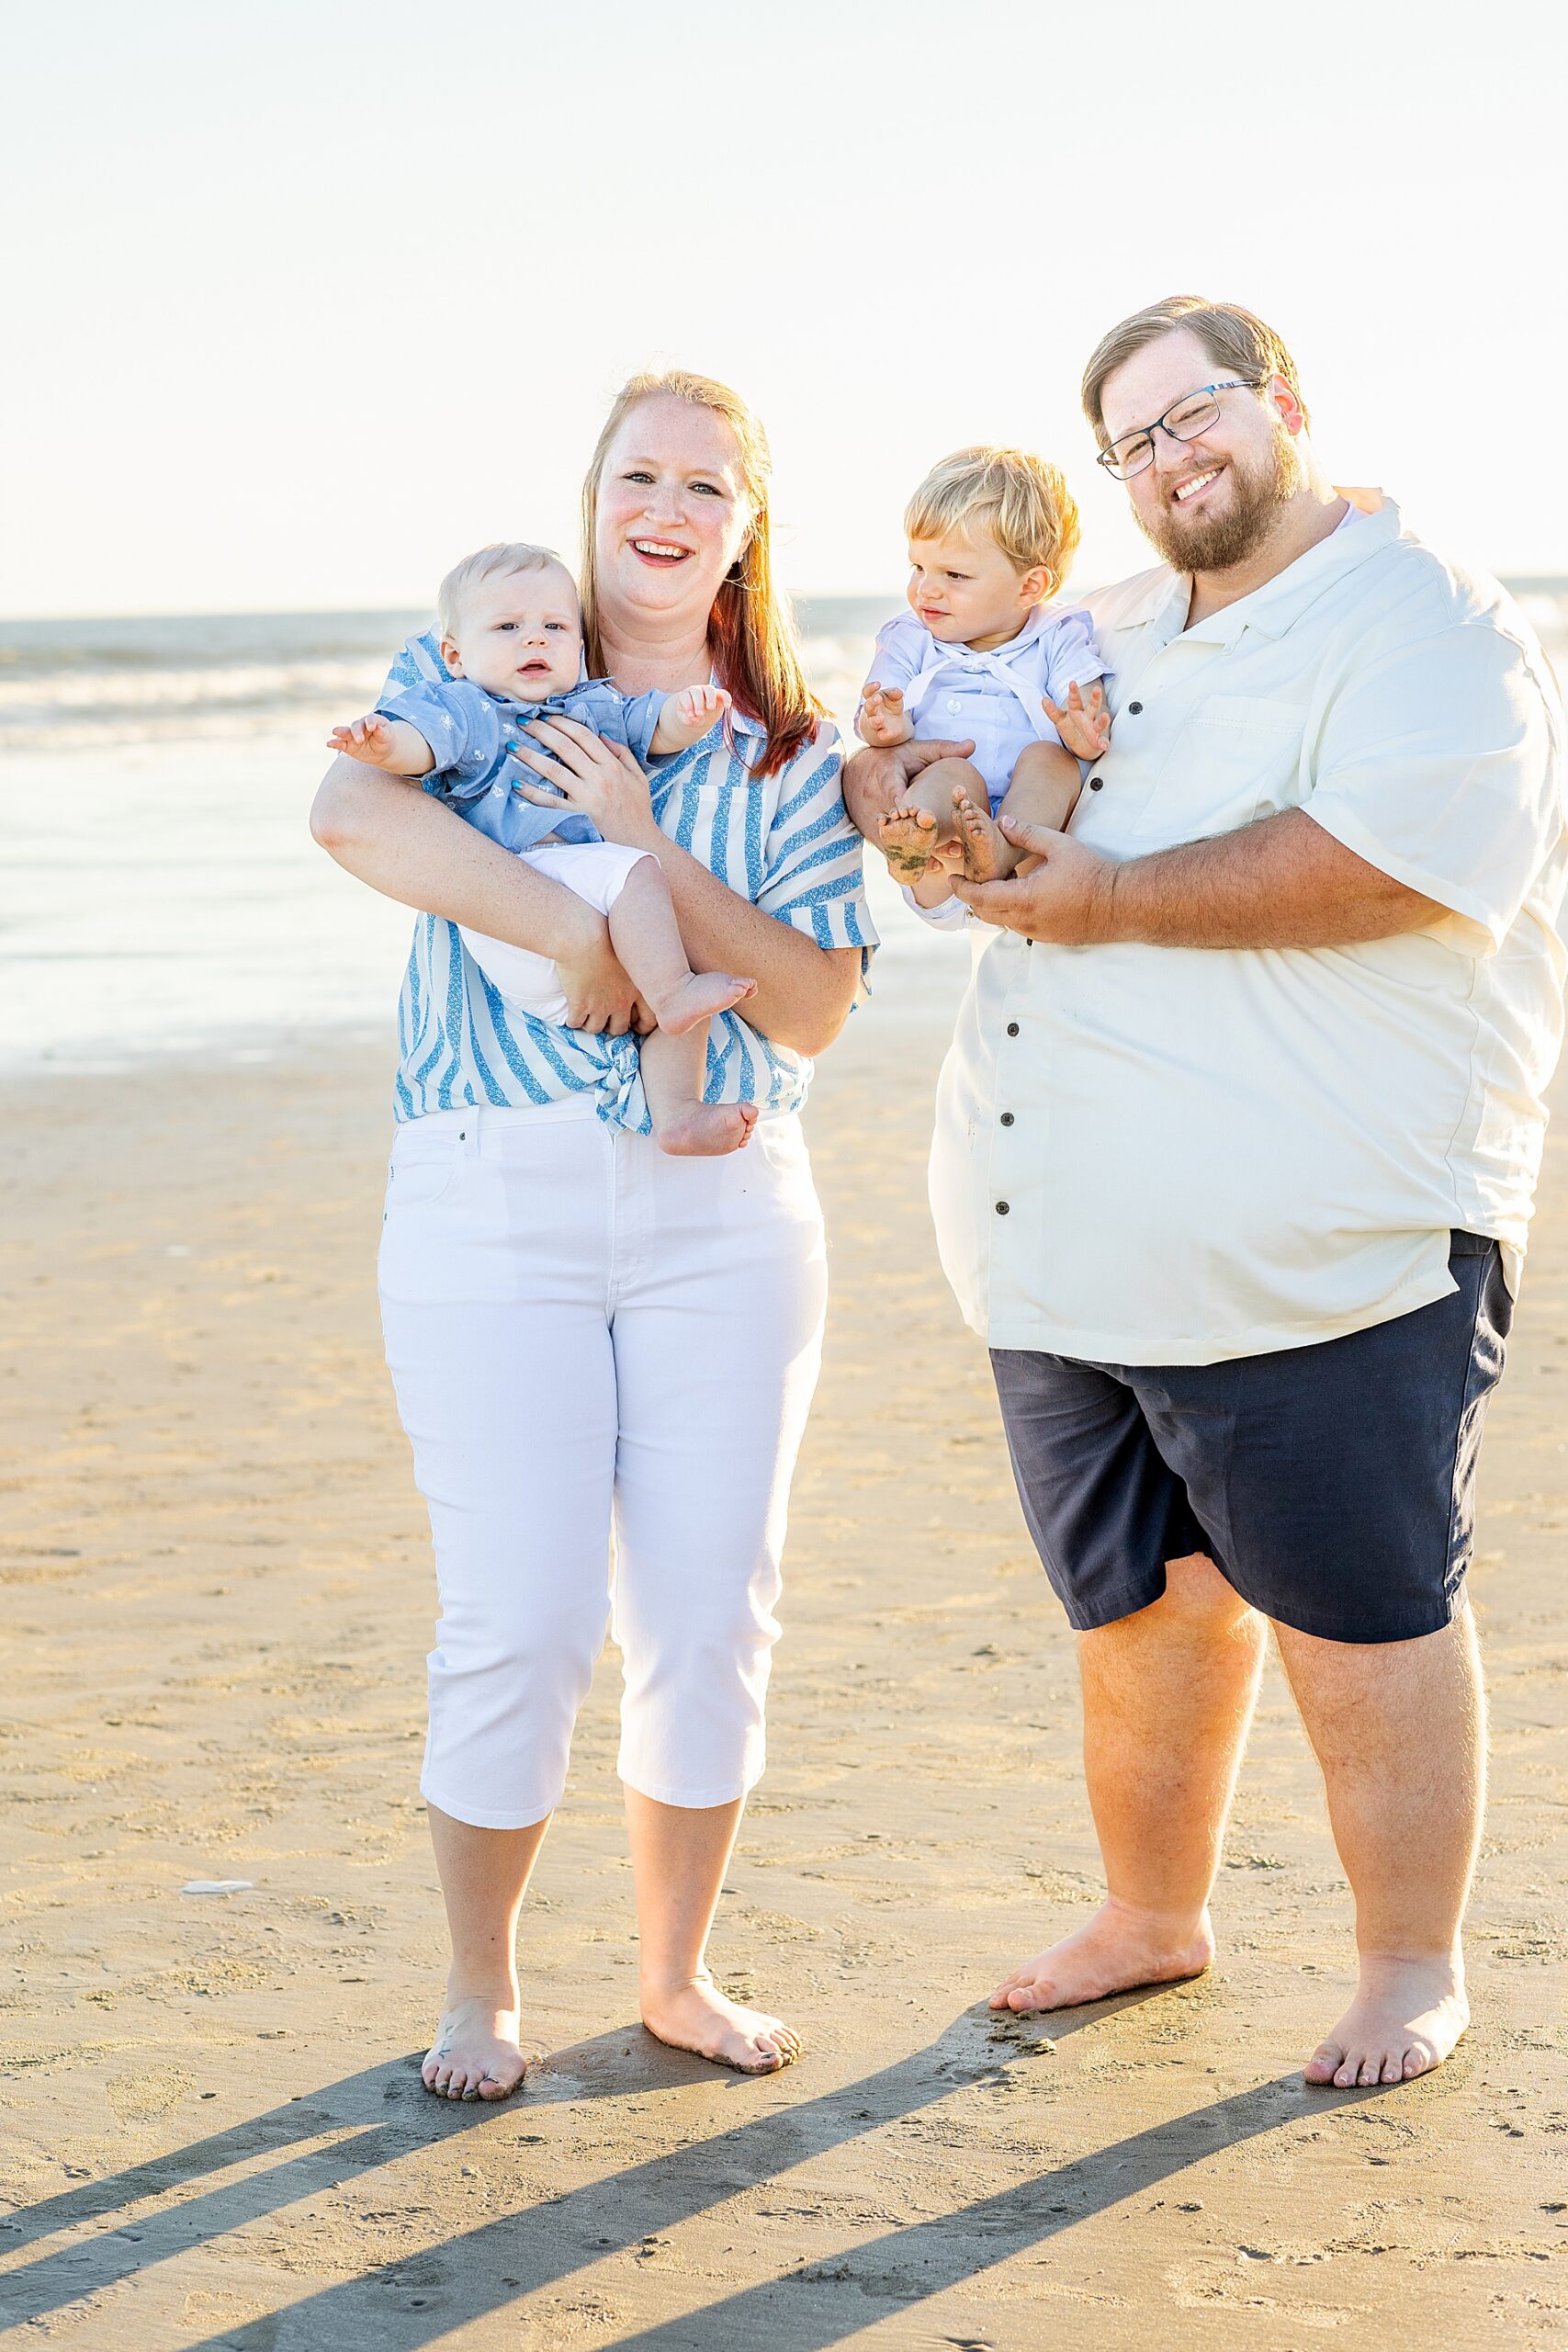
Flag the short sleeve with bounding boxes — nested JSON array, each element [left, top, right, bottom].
[[901, 883, 971, 931], [754, 722, 880, 957], [377, 678, 505, 801], [619, 688, 665, 764], [1043, 608, 1111, 699], [858, 616, 923, 734], [1304, 622, 1563, 951]]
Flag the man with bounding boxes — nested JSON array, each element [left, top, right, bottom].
[[844, 295, 1565, 2089]]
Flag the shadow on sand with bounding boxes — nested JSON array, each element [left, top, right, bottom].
[[0, 1990, 1370, 2348]]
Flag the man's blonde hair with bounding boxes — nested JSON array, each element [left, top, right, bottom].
[[904, 447, 1081, 584], [437, 541, 574, 643]]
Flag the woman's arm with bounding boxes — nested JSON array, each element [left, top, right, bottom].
[[309, 756, 649, 1035], [509, 723, 863, 1057]]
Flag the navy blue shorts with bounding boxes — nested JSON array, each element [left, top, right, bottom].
[[990, 1234, 1512, 1645]]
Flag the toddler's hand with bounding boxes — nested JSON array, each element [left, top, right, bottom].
[[859, 682, 912, 748], [1043, 680, 1111, 763], [329, 714, 399, 767], [673, 682, 732, 733]]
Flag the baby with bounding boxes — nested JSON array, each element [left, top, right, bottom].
[[331, 542, 757, 1156], [858, 447, 1112, 908]]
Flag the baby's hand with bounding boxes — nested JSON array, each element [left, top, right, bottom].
[[329, 714, 400, 768], [1043, 680, 1111, 763], [651, 682, 732, 755], [859, 682, 912, 748], [673, 682, 731, 734]]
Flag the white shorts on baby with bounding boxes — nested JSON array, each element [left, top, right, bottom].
[[458, 839, 656, 1022]]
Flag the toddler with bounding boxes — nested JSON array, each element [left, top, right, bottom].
[[858, 447, 1112, 907], [331, 542, 757, 1156]]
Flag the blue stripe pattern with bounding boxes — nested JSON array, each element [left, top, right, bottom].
[[386, 633, 877, 1130]]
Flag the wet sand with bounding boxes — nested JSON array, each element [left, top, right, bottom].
[[4, 965, 1568, 2349]]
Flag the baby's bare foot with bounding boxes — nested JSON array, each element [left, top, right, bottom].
[[654, 970, 757, 1037], [878, 805, 943, 884], [955, 790, 1017, 883], [656, 1101, 759, 1158], [422, 1994, 530, 2102], [642, 1973, 800, 2075]]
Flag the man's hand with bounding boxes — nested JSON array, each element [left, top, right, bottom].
[[858, 682, 913, 748], [841, 735, 976, 840], [1043, 681, 1111, 763], [553, 910, 654, 1035], [951, 817, 1119, 942]]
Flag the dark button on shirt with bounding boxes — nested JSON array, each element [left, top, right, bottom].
[[1006, 1022, 1020, 1037], [1127, 700, 1144, 714], [1000, 1112, 1014, 1126], [995, 1201, 1010, 1216]]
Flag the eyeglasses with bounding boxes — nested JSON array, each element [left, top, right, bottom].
[[1096, 380, 1266, 481]]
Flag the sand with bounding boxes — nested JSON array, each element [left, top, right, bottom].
[[3, 966, 1568, 2351]]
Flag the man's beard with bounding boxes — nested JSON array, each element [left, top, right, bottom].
[[1141, 424, 1304, 573]]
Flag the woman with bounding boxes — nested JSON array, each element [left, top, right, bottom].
[[310, 371, 873, 2097]]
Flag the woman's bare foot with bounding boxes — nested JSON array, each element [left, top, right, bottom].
[[1303, 1952, 1469, 2088], [641, 1973, 801, 2075], [651, 970, 757, 1037], [655, 1101, 759, 1158], [422, 1993, 530, 2101], [878, 805, 945, 884], [989, 1899, 1214, 2013], [955, 789, 1018, 883]]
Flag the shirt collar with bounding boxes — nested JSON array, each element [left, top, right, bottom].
[[1177, 491, 1401, 648]]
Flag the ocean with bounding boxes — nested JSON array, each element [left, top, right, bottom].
[[3, 586, 1564, 1077]]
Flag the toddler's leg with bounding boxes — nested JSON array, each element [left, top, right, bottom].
[[953, 739, 1084, 884], [607, 860, 758, 1159], [878, 756, 988, 885]]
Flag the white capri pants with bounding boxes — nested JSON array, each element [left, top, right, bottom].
[[458, 839, 653, 1023], [378, 1094, 828, 1827]]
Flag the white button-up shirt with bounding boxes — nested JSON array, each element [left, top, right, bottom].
[[929, 495, 1567, 1365]]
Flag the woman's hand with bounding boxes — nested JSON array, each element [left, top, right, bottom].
[[841, 736, 976, 840], [513, 715, 662, 849], [553, 910, 654, 1035]]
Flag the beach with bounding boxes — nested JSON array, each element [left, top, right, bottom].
[[4, 603, 1568, 2346], [5, 991, 1568, 2348]]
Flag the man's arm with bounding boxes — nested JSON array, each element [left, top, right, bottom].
[[952, 807, 1443, 949]]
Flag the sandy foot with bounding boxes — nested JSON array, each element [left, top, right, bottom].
[[642, 1973, 801, 2075], [1303, 1953, 1469, 2088], [653, 970, 757, 1037], [989, 1899, 1214, 2013], [656, 1101, 759, 1158], [422, 1996, 530, 2101], [878, 806, 942, 884], [955, 789, 1016, 882]]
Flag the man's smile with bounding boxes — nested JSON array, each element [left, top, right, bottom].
[[1169, 465, 1224, 506]]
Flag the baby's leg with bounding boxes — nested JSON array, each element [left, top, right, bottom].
[[954, 739, 1085, 884], [607, 858, 756, 1038], [878, 756, 988, 884], [638, 1026, 759, 1159], [606, 859, 758, 1158]]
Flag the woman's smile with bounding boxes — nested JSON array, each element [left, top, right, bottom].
[[628, 537, 694, 566]]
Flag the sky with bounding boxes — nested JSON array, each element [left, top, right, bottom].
[[6, 0, 1567, 617]]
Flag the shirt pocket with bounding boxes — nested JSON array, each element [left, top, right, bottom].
[[1147, 695, 1306, 839]]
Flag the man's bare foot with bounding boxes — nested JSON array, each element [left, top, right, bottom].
[[642, 1973, 800, 2075], [989, 1899, 1214, 2013], [955, 789, 1018, 883], [422, 1993, 529, 2101], [650, 969, 757, 1037], [878, 805, 945, 884], [655, 1101, 760, 1158], [1303, 1952, 1469, 2088]]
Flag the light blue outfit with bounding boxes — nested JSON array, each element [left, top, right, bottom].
[[377, 668, 664, 856], [860, 604, 1109, 808], [381, 630, 877, 1132]]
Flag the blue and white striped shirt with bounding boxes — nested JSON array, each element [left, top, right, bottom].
[[382, 632, 877, 1130]]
